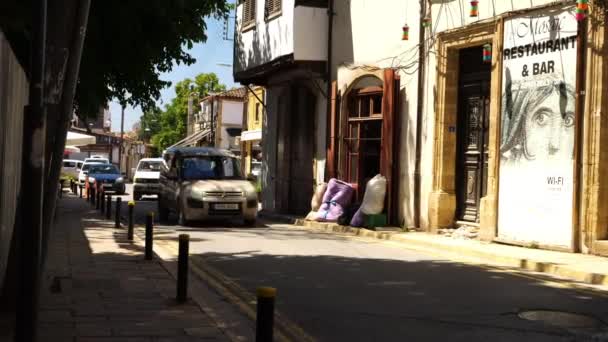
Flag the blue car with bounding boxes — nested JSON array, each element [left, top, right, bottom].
[[87, 163, 126, 195]]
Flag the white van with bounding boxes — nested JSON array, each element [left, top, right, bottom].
[[62, 159, 84, 179], [133, 158, 165, 200]]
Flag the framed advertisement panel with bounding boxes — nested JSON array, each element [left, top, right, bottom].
[[497, 6, 579, 248]]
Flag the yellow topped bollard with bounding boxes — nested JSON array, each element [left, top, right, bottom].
[[127, 201, 135, 240], [256, 287, 277, 342]]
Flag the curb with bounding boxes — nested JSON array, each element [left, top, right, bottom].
[[258, 210, 301, 224], [152, 237, 315, 342], [125, 221, 316, 342], [293, 219, 608, 288]]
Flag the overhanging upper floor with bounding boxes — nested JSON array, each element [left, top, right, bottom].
[[233, 0, 328, 84]]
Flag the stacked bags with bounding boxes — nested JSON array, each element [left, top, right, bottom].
[[304, 175, 386, 227]]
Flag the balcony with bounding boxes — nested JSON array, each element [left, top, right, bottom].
[[233, 0, 328, 84]]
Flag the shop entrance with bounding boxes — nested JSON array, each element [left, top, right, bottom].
[[455, 46, 491, 223]]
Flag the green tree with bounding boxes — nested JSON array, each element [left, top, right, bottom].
[[148, 72, 226, 152], [75, 0, 230, 117], [138, 106, 163, 142]]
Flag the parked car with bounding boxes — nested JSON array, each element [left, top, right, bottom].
[[158, 147, 258, 226], [133, 158, 165, 200], [78, 160, 106, 185], [62, 159, 84, 179], [86, 163, 126, 194]]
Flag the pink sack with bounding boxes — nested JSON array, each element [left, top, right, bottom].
[[316, 179, 354, 222]]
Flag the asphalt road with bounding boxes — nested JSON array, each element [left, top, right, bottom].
[[113, 184, 608, 342]]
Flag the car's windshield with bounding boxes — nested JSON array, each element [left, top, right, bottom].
[[180, 156, 242, 180], [81, 163, 103, 171], [88, 164, 119, 175], [138, 161, 163, 171]]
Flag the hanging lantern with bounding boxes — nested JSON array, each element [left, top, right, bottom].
[[576, 0, 588, 21], [422, 16, 432, 28], [470, 0, 479, 17], [482, 44, 492, 63], [402, 24, 410, 40]]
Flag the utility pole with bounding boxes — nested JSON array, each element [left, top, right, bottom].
[[119, 105, 124, 172]]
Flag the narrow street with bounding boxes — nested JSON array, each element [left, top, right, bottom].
[[113, 185, 608, 341]]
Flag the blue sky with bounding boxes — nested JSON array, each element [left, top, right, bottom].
[[109, 10, 238, 132]]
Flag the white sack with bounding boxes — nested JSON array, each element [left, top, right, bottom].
[[360, 174, 387, 215], [310, 182, 328, 211]]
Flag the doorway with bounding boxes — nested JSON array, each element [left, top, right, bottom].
[[455, 46, 491, 223], [276, 85, 315, 215]]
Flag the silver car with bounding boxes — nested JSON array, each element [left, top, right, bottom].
[[158, 147, 258, 226]]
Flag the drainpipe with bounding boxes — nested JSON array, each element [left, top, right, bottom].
[[414, 0, 427, 229], [325, 0, 334, 180]]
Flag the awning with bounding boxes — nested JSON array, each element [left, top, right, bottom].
[[241, 129, 262, 142], [64, 146, 81, 153], [168, 129, 211, 149], [66, 131, 96, 146]]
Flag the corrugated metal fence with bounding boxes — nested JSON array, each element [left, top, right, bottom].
[[0, 30, 29, 289]]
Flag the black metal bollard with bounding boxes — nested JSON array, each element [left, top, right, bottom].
[[90, 186, 96, 206], [127, 201, 134, 240], [145, 212, 154, 260], [106, 194, 112, 219], [256, 287, 276, 342], [115, 197, 122, 228], [177, 234, 190, 303], [79, 185, 82, 198], [86, 184, 90, 202], [100, 189, 105, 213], [95, 188, 100, 210]]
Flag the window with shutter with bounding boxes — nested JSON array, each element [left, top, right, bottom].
[[242, 0, 256, 30], [265, 0, 281, 20]]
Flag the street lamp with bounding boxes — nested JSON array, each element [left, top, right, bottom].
[[187, 91, 199, 137]]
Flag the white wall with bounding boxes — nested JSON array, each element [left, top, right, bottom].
[[293, 6, 328, 61], [221, 100, 244, 125], [235, 0, 295, 74], [234, 1, 327, 74], [332, 0, 422, 228]]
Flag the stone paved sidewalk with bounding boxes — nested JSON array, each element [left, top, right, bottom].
[[39, 194, 231, 342]]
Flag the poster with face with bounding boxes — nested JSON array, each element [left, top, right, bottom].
[[497, 7, 578, 248]]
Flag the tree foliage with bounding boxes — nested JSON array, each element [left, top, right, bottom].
[[75, 0, 230, 117], [144, 72, 226, 152]]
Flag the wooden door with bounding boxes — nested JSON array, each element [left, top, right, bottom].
[[288, 86, 315, 215], [456, 46, 491, 223], [456, 79, 490, 222]]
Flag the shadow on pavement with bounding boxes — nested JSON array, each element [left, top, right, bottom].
[[191, 250, 608, 342], [38, 196, 251, 341]]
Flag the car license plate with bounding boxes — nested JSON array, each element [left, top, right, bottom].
[[213, 203, 238, 210]]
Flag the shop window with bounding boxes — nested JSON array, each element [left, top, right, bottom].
[[265, 0, 281, 20], [255, 102, 261, 122], [242, 0, 256, 30]]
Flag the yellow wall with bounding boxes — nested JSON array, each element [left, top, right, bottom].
[[243, 87, 264, 175], [247, 87, 264, 131]]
